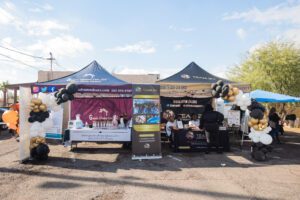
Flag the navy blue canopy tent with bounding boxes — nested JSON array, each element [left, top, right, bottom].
[[38, 60, 127, 86], [250, 89, 300, 103], [33, 60, 132, 95], [159, 62, 232, 84]]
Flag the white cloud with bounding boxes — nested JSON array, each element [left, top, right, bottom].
[[105, 41, 156, 54], [27, 20, 69, 36], [27, 35, 93, 57], [223, 3, 300, 25], [0, 6, 15, 25], [169, 25, 196, 32], [29, 3, 53, 13], [173, 42, 192, 51], [236, 28, 247, 39]]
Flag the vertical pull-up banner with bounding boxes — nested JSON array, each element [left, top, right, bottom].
[[132, 84, 161, 160], [19, 87, 32, 162]]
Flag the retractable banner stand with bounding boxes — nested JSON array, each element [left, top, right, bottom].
[[132, 84, 161, 160], [19, 87, 32, 162]]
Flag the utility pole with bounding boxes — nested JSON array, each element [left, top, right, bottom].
[[47, 52, 55, 80]]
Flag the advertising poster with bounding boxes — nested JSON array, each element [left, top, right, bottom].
[[132, 84, 161, 160], [160, 96, 211, 122]]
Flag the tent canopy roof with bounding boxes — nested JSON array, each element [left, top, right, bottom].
[[250, 89, 300, 103], [159, 62, 233, 84], [38, 60, 128, 85]]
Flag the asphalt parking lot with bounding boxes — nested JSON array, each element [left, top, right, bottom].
[[0, 129, 300, 200]]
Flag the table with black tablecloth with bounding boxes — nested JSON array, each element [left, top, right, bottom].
[[171, 127, 230, 152]]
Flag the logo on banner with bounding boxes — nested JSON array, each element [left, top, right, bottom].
[[135, 87, 142, 92], [144, 143, 150, 149], [181, 74, 190, 79], [83, 74, 96, 79], [32, 86, 40, 93], [48, 86, 57, 92], [41, 86, 48, 93]]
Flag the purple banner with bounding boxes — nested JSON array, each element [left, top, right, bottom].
[[70, 98, 132, 124]]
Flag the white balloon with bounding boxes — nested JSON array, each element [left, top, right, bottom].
[[252, 134, 260, 143], [260, 133, 272, 145], [248, 132, 254, 139], [30, 122, 45, 138], [240, 105, 247, 111]]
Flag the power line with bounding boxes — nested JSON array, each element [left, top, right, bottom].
[[0, 53, 44, 71], [0, 44, 48, 60]]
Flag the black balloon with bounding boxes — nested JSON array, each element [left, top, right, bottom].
[[216, 80, 224, 87], [69, 94, 75, 101], [62, 93, 69, 101], [250, 109, 264, 120], [216, 85, 222, 93], [28, 111, 49, 123], [30, 143, 50, 161], [28, 117, 35, 123], [66, 83, 78, 94], [54, 91, 59, 97]]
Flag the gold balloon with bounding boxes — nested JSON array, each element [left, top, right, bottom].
[[253, 124, 259, 131], [250, 118, 259, 125], [228, 96, 236, 102], [228, 90, 233, 96], [31, 98, 42, 105], [223, 96, 228, 100], [39, 104, 47, 112], [262, 124, 267, 129], [33, 108, 40, 113], [260, 118, 267, 125], [232, 87, 239, 96], [248, 121, 253, 127]]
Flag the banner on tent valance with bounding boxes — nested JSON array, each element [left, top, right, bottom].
[[32, 84, 132, 95], [71, 98, 132, 124]]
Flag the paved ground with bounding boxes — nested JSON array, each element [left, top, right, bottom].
[[0, 129, 300, 200]]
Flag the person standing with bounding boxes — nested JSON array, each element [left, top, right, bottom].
[[269, 107, 281, 144], [200, 104, 224, 153]]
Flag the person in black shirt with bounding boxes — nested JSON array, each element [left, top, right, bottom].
[[269, 107, 281, 144], [200, 104, 224, 153]]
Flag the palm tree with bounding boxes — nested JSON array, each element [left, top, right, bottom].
[[0, 81, 9, 106]]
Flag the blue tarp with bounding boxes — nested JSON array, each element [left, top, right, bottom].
[[158, 62, 232, 83], [38, 60, 127, 85], [250, 89, 300, 103]]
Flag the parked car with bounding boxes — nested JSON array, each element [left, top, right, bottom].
[[0, 107, 9, 131]]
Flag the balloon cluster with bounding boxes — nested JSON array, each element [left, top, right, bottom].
[[28, 98, 50, 123], [247, 100, 273, 147], [247, 100, 268, 131], [30, 136, 50, 161], [55, 83, 78, 105], [211, 80, 240, 102]]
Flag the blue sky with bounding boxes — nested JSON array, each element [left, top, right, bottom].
[[1, 0, 300, 83]]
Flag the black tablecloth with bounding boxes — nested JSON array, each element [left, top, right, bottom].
[[171, 129, 230, 152]]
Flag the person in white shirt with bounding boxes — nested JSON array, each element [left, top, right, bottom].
[[166, 115, 177, 137], [189, 113, 200, 129]]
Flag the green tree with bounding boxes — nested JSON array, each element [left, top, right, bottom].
[[0, 81, 9, 106], [228, 41, 300, 96]]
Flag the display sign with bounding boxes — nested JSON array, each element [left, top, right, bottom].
[[227, 110, 241, 127], [160, 96, 211, 122], [132, 84, 161, 160], [45, 109, 64, 139], [70, 128, 131, 142]]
